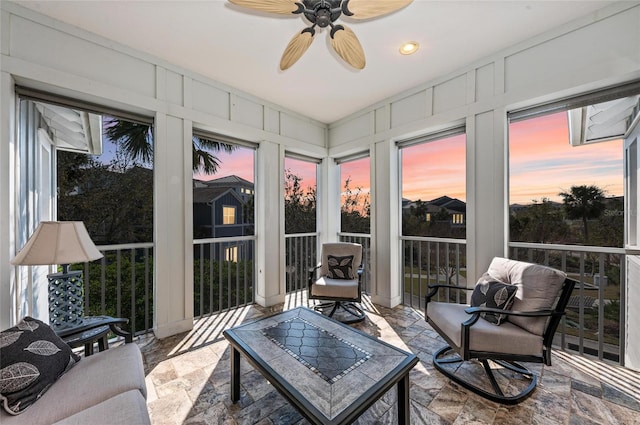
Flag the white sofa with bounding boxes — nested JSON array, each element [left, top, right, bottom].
[[0, 343, 150, 425]]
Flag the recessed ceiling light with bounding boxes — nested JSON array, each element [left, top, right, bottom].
[[399, 41, 419, 55]]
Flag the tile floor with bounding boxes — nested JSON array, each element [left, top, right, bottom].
[[137, 294, 640, 424]]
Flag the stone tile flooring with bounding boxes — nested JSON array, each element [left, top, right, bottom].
[[138, 295, 640, 424]]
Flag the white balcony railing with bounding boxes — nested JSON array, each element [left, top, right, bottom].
[[80, 236, 626, 366], [510, 242, 626, 365], [284, 233, 372, 295], [193, 236, 256, 317], [82, 242, 154, 336], [401, 236, 467, 309], [399, 236, 627, 366]]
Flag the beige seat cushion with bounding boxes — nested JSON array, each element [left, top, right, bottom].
[[487, 257, 566, 336], [53, 390, 150, 425], [427, 302, 543, 357], [310, 276, 359, 299]]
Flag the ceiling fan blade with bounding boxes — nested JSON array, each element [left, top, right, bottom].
[[280, 29, 315, 70], [342, 0, 413, 20], [330, 25, 365, 70], [228, 0, 301, 15]]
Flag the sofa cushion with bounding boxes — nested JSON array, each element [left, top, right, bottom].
[[0, 317, 81, 415], [0, 343, 146, 425], [487, 257, 566, 335], [470, 273, 517, 325], [53, 390, 150, 425], [326, 255, 355, 279]]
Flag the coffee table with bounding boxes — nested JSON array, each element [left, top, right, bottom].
[[223, 307, 418, 424]]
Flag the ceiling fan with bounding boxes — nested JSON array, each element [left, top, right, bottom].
[[228, 0, 413, 70]]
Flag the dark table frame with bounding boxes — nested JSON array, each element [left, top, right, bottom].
[[55, 316, 132, 356], [223, 307, 418, 425]]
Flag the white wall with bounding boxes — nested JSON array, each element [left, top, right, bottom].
[[0, 2, 327, 335], [328, 2, 640, 307], [625, 118, 640, 370]]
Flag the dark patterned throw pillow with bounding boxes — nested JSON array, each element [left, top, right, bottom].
[[470, 279, 517, 325], [0, 317, 81, 415], [326, 255, 355, 280]]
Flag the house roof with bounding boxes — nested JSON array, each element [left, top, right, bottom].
[[203, 175, 253, 187], [193, 187, 243, 204], [428, 196, 466, 213]]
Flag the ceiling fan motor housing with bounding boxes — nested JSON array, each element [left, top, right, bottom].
[[302, 0, 343, 27]]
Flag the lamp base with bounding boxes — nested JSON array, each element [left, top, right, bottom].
[[48, 270, 84, 330]]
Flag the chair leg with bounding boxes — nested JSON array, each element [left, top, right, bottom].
[[432, 346, 538, 405], [313, 301, 365, 324]]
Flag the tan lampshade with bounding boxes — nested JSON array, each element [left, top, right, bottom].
[[11, 221, 103, 266]]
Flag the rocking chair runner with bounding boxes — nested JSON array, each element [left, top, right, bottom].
[[425, 257, 577, 404]]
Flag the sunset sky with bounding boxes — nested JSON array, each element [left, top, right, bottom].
[[509, 112, 622, 204], [192, 111, 624, 206], [401, 134, 466, 202]]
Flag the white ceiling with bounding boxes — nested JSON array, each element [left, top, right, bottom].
[[14, 0, 620, 124]]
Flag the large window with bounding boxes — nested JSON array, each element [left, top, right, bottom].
[[17, 92, 155, 333], [399, 129, 466, 307], [508, 87, 640, 361], [192, 138, 255, 239], [56, 112, 154, 245], [400, 130, 466, 239], [339, 155, 370, 234], [284, 155, 319, 294], [509, 111, 624, 247], [284, 156, 318, 234], [191, 133, 256, 316]]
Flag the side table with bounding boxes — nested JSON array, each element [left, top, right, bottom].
[[55, 316, 132, 356]]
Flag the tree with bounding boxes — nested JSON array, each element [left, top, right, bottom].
[[509, 198, 569, 244], [284, 169, 316, 234], [103, 117, 236, 174], [57, 151, 154, 244], [340, 177, 370, 233], [559, 185, 606, 244], [590, 196, 624, 248]]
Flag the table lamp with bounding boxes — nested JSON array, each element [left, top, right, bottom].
[[11, 221, 104, 330]]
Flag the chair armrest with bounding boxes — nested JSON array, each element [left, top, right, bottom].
[[426, 284, 471, 303], [55, 316, 133, 343], [464, 306, 560, 318], [461, 307, 565, 328], [308, 263, 322, 284], [308, 263, 321, 273]]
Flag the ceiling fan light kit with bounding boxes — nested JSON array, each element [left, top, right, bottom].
[[228, 0, 413, 70]]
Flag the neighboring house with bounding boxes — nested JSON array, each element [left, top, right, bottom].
[[193, 175, 255, 261], [426, 196, 467, 226], [403, 195, 467, 228], [195, 175, 254, 203]]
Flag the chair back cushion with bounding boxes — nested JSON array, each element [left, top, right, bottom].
[[320, 243, 362, 280], [487, 257, 566, 335]]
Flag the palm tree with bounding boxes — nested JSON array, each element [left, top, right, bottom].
[[103, 117, 235, 174], [559, 185, 606, 244]]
